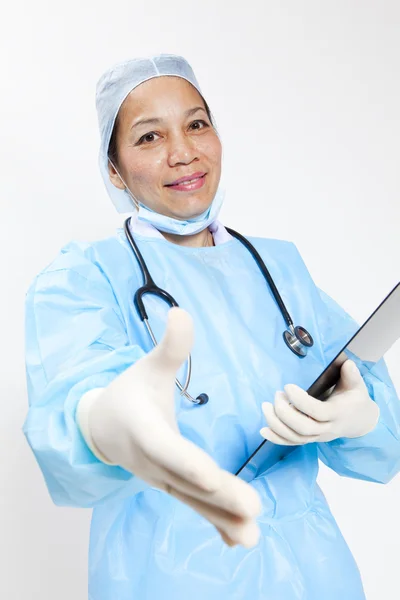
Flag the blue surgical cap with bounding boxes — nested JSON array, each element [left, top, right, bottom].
[[96, 54, 204, 213]]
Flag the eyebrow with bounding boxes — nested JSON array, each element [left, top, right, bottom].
[[130, 106, 207, 130]]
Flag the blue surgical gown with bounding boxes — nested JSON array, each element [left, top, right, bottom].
[[24, 229, 400, 600]]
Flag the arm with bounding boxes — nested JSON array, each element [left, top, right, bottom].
[[24, 245, 262, 550], [24, 247, 149, 508], [316, 288, 400, 484]]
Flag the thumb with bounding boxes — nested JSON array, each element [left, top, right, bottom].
[[337, 359, 363, 392], [150, 307, 194, 372]]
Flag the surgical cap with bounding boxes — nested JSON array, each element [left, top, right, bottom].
[[96, 54, 204, 213]]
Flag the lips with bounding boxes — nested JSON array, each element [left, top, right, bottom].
[[166, 172, 206, 186]]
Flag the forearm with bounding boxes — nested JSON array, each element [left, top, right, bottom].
[[24, 345, 149, 508]]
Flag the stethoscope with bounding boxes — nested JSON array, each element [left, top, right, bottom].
[[123, 217, 314, 405]]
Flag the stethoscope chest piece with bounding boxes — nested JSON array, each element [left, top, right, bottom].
[[283, 326, 314, 358]]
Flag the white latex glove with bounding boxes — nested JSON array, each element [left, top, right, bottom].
[[77, 307, 261, 549], [260, 359, 380, 445]]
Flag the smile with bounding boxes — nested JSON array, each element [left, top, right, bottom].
[[166, 174, 207, 191]]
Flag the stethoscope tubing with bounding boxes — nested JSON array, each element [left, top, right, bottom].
[[123, 217, 314, 404], [124, 219, 203, 403]]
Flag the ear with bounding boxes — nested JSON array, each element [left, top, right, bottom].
[[108, 160, 125, 190]]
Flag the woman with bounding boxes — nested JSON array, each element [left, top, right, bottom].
[[24, 54, 400, 600]]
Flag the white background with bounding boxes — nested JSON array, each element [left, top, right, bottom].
[[1, 1, 399, 598]]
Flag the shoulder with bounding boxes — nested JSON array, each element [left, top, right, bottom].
[[224, 227, 311, 279], [245, 235, 297, 252], [26, 229, 130, 295], [239, 233, 319, 298], [41, 230, 127, 276], [240, 234, 305, 266]]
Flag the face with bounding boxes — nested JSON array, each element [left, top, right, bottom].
[[108, 76, 222, 220]]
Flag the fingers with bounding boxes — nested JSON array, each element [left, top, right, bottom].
[[152, 307, 194, 371], [274, 392, 327, 436], [210, 470, 262, 519], [157, 465, 223, 499], [141, 426, 223, 493], [179, 468, 261, 520], [283, 384, 333, 421], [168, 487, 260, 549], [260, 427, 299, 446], [260, 382, 339, 445], [150, 450, 261, 549], [159, 465, 260, 521], [159, 466, 260, 526], [163, 450, 261, 519], [216, 527, 237, 547], [262, 401, 321, 444], [141, 428, 261, 520]]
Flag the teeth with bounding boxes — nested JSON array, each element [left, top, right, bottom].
[[174, 176, 201, 186]]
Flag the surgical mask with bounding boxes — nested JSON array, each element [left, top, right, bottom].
[[111, 160, 225, 235], [134, 188, 225, 235]]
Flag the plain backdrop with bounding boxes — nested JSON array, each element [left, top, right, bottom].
[[1, 1, 399, 599]]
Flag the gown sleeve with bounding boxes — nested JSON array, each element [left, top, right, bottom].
[[315, 288, 400, 484], [23, 243, 149, 508]]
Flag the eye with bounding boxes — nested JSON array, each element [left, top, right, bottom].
[[136, 131, 160, 145], [189, 119, 209, 131]]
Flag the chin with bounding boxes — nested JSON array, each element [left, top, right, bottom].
[[181, 197, 213, 218], [175, 207, 210, 221]]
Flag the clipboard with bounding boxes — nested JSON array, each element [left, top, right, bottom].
[[236, 282, 400, 483]]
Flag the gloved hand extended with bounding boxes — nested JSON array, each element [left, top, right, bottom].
[[77, 307, 261, 549], [260, 359, 380, 445]]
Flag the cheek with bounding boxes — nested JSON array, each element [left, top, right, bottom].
[[199, 137, 222, 166], [123, 155, 162, 188]]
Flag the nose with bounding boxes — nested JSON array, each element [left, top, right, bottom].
[[167, 134, 199, 167]]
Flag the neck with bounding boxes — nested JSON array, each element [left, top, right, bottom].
[[162, 227, 213, 248]]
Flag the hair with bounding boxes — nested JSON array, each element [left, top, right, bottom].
[[108, 93, 216, 167]]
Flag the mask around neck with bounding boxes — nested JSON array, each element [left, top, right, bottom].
[[128, 184, 225, 235]]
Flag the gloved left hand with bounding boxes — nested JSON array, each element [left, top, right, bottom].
[[260, 360, 380, 445]]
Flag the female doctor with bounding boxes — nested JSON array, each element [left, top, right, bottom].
[[24, 54, 400, 600]]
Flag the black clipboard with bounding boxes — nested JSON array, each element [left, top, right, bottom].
[[236, 282, 400, 483]]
